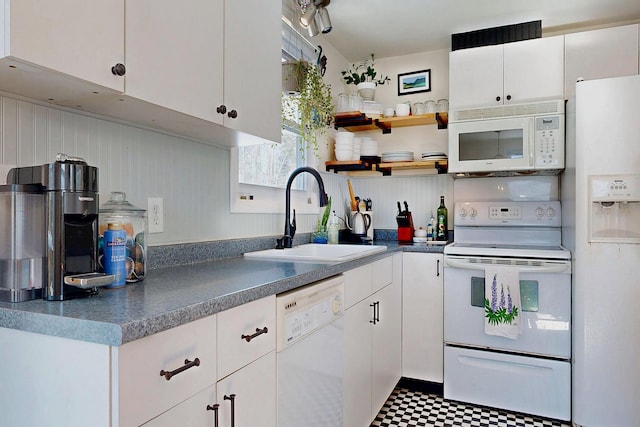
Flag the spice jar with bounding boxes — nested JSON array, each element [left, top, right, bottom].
[[99, 192, 147, 282]]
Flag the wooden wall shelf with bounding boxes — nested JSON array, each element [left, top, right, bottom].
[[334, 112, 448, 133], [326, 159, 447, 176]]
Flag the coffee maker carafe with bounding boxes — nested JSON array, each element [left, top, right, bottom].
[[8, 154, 102, 300]]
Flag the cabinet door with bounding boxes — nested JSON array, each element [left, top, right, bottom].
[[217, 351, 276, 427], [125, 0, 223, 123], [6, 0, 124, 91], [223, 0, 282, 142], [503, 36, 564, 104], [142, 385, 217, 427], [565, 24, 639, 99], [343, 298, 373, 427], [402, 253, 444, 382], [449, 44, 504, 109], [371, 278, 402, 421]]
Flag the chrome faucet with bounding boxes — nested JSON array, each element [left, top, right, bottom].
[[276, 167, 329, 249]]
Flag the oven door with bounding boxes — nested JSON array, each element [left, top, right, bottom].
[[448, 116, 534, 174], [443, 255, 571, 358]]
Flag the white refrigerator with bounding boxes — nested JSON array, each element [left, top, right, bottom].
[[562, 74, 640, 426]]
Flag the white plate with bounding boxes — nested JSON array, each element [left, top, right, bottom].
[[382, 151, 413, 156], [421, 152, 446, 157]]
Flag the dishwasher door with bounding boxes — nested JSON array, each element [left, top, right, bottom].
[[276, 275, 344, 427]]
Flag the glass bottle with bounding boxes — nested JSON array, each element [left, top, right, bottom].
[[427, 211, 435, 241], [328, 211, 339, 244], [436, 196, 448, 241]]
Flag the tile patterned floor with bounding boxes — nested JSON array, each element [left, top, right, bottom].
[[371, 387, 572, 427]]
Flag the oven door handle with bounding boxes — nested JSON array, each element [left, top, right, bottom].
[[444, 258, 569, 274]]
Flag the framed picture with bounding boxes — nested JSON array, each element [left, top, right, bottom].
[[397, 69, 431, 96]]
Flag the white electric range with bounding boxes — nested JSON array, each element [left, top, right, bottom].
[[443, 201, 572, 422]]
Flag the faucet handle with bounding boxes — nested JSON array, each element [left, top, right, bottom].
[[290, 209, 297, 239], [276, 235, 292, 249]]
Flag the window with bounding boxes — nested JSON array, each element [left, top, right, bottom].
[[230, 17, 320, 214]]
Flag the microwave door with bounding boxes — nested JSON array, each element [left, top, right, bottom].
[[449, 117, 533, 173]]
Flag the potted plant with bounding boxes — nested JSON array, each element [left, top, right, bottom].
[[282, 59, 334, 157], [341, 54, 390, 101]]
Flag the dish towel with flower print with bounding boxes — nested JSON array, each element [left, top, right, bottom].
[[484, 266, 522, 340]]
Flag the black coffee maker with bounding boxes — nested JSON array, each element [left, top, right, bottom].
[[8, 154, 102, 300]]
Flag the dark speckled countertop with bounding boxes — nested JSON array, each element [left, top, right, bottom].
[[0, 238, 446, 347]]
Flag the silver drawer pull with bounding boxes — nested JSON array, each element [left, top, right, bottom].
[[241, 327, 268, 342], [159, 357, 200, 381]]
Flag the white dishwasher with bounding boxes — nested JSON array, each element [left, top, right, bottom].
[[276, 275, 344, 427]]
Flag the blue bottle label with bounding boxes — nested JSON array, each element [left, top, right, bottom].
[[104, 229, 127, 288]]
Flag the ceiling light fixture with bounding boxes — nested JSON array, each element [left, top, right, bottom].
[[316, 6, 332, 34], [299, 2, 317, 28], [297, 0, 331, 37]]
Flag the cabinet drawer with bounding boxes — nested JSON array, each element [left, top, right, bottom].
[[344, 257, 393, 308], [343, 263, 372, 309], [117, 315, 217, 427], [217, 295, 275, 380], [371, 256, 393, 293]]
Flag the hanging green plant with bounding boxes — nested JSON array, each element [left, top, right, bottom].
[[282, 59, 334, 157]]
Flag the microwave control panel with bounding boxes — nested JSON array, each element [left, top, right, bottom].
[[534, 115, 563, 168]]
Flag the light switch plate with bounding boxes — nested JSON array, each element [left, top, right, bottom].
[[0, 164, 16, 184]]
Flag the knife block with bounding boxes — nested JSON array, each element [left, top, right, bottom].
[[398, 226, 414, 242], [396, 210, 414, 243]]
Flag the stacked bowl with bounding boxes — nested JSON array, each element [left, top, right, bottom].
[[352, 137, 362, 160], [360, 137, 378, 157], [334, 131, 355, 161]]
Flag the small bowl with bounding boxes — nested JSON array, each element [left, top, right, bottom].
[[335, 150, 353, 161], [414, 228, 427, 237]]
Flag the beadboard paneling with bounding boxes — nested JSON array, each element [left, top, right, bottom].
[[0, 93, 457, 246]]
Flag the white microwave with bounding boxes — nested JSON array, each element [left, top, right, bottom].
[[448, 100, 565, 176]]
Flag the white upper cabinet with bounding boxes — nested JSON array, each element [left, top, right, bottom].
[[564, 24, 639, 99], [223, 0, 282, 142], [0, 0, 282, 144], [450, 36, 564, 110], [0, 0, 124, 102], [124, 0, 224, 124]]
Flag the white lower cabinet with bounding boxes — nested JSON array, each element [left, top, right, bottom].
[[344, 254, 402, 426], [215, 295, 276, 427], [402, 252, 444, 383]]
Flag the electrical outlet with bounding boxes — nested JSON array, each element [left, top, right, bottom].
[[0, 164, 16, 184], [148, 198, 164, 233]]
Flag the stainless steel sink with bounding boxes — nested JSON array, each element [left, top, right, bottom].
[[243, 243, 387, 263]]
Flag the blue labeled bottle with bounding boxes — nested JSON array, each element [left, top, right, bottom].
[[104, 223, 127, 288]]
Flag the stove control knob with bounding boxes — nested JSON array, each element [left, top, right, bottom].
[[536, 207, 545, 217], [546, 207, 556, 217], [469, 208, 477, 217], [459, 208, 467, 217]]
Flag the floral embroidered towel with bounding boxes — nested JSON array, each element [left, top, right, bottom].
[[484, 266, 522, 340]]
